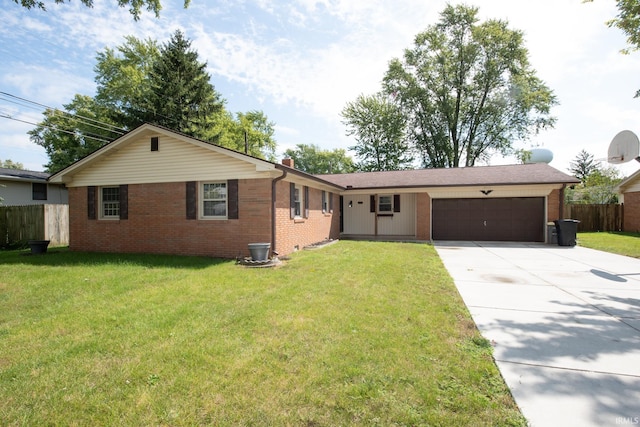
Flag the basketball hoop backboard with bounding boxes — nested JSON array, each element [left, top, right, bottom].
[[608, 130, 640, 164]]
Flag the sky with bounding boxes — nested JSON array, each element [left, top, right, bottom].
[[1, 0, 640, 178]]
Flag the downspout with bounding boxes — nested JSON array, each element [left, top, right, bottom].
[[271, 167, 288, 257]]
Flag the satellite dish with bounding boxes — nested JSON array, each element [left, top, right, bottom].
[[524, 148, 553, 164], [608, 130, 640, 164]]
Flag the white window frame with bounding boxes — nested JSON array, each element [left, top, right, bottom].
[[378, 195, 393, 213], [200, 182, 227, 219], [100, 186, 120, 219], [294, 184, 303, 218]]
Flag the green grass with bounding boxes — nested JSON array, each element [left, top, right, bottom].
[[0, 241, 525, 426], [578, 231, 640, 258]]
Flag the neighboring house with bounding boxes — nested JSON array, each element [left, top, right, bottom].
[[49, 123, 580, 258], [615, 168, 640, 232], [0, 167, 68, 206]]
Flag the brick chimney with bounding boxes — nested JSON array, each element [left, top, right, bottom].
[[282, 158, 294, 168]]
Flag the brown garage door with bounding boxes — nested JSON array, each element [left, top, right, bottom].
[[432, 198, 545, 242]]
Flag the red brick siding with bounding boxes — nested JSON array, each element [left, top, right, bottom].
[[623, 191, 640, 232], [274, 180, 339, 255], [69, 180, 272, 258], [68, 178, 339, 258], [547, 188, 562, 222]]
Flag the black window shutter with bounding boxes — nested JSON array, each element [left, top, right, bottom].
[[370, 195, 376, 213], [394, 194, 401, 212], [186, 181, 197, 220], [304, 186, 309, 218], [228, 179, 239, 219], [329, 192, 333, 212], [290, 183, 296, 219], [88, 186, 96, 220], [322, 191, 326, 213], [120, 185, 129, 219]]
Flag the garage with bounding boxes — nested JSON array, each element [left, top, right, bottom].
[[432, 197, 545, 242]]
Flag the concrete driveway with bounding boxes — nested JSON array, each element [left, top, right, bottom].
[[434, 242, 640, 427]]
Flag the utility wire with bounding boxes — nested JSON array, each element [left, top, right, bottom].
[[0, 114, 114, 145], [0, 92, 127, 135]]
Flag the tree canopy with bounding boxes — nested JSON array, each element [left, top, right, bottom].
[[341, 93, 413, 171], [29, 32, 277, 172], [12, 0, 189, 20], [566, 149, 622, 204], [345, 4, 557, 169], [568, 149, 599, 183], [283, 144, 355, 174], [0, 159, 25, 169], [137, 30, 225, 140]]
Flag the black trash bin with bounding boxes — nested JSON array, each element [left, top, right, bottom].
[[554, 219, 579, 247]]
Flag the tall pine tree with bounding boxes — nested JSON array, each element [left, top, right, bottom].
[[142, 30, 224, 139]]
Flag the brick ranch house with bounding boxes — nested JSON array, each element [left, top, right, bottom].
[[616, 168, 640, 232], [49, 123, 580, 258]]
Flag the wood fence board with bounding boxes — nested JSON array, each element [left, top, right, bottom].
[[1, 204, 69, 248], [563, 204, 623, 232]]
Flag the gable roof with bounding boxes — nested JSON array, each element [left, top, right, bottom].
[[48, 123, 344, 190], [615, 167, 640, 193], [0, 167, 49, 183], [318, 163, 580, 190]]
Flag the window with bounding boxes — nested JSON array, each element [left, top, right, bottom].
[[201, 182, 227, 218], [322, 191, 328, 213], [378, 195, 393, 213], [294, 185, 302, 217], [290, 183, 307, 219], [32, 183, 47, 200], [101, 187, 120, 219]]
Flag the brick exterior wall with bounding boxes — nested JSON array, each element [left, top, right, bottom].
[[547, 188, 563, 222], [274, 180, 340, 255], [623, 191, 640, 232], [68, 178, 338, 258]]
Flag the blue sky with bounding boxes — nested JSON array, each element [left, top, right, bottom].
[[1, 0, 640, 177]]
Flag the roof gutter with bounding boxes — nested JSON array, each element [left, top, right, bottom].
[[271, 168, 288, 257]]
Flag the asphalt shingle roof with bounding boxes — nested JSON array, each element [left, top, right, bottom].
[[317, 163, 579, 190], [0, 167, 49, 181]]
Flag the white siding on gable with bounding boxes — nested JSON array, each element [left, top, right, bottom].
[[68, 135, 276, 187], [624, 181, 640, 193]]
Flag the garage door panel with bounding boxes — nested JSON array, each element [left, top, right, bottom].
[[432, 197, 544, 242]]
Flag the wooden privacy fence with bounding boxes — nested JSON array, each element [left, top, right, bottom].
[[0, 204, 69, 248], [563, 203, 623, 232]]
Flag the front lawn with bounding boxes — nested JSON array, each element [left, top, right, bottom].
[[578, 231, 640, 258], [0, 241, 525, 426]]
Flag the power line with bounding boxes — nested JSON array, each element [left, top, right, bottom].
[[0, 114, 114, 145], [0, 92, 127, 135]]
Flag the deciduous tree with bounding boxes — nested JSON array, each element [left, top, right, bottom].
[[381, 4, 557, 168], [29, 95, 121, 172], [30, 32, 279, 171], [12, 0, 190, 20], [341, 93, 412, 171], [283, 144, 355, 174]]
